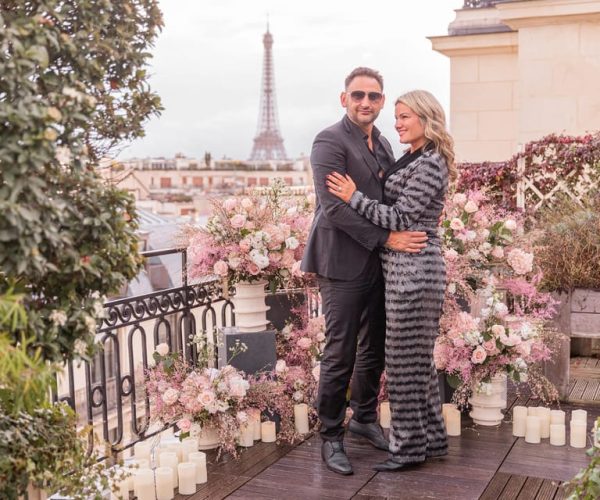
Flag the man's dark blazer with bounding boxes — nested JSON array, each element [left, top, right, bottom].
[[301, 115, 395, 280]]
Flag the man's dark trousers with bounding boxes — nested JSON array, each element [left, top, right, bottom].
[[317, 251, 386, 442]]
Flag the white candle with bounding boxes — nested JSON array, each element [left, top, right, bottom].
[[167, 441, 184, 463], [570, 420, 587, 448], [132, 458, 150, 470], [133, 468, 155, 500], [572, 409, 588, 423], [512, 406, 528, 437], [159, 451, 179, 487], [239, 423, 255, 447], [134, 441, 152, 464], [379, 401, 391, 429], [188, 451, 207, 484], [527, 406, 538, 416], [538, 407, 551, 439], [247, 408, 262, 441], [442, 403, 455, 421], [550, 409, 565, 425], [294, 403, 310, 434], [155, 466, 174, 500], [525, 416, 541, 443], [445, 408, 461, 436], [178, 462, 197, 495], [550, 424, 566, 446], [181, 438, 198, 462], [261, 421, 276, 442]]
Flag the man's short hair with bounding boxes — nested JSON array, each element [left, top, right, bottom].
[[344, 67, 384, 90]]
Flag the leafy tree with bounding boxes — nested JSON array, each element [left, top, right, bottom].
[[0, 0, 163, 361]]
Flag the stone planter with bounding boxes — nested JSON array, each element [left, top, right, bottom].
[[191, 424, 220, 450], [469, 373, 507, 426], [233, 280, 270, 333], [548, 288, 600, 399]]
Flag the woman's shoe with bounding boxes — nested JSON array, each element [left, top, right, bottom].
[[372, 459, 423, 472]]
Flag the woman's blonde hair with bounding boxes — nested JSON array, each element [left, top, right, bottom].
[[395, 90, 456, 182]]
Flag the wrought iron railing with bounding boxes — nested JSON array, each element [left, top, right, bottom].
[[55, 247, 235, 457], [463, 0, 514, 8]]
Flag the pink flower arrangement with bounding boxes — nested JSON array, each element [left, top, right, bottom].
[[145, 346, 251, 457], [185, 181, 314, 290]]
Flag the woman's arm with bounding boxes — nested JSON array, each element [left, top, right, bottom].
[[327, 155, 447, 231]]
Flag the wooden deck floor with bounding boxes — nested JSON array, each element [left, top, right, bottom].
[[175, 396, 598, 500], [569, 356, 600, 404]]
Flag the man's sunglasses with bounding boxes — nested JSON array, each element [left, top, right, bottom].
[[348, 90, 383, 102]]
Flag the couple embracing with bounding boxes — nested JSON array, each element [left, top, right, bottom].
[[301, 67, 456, 474]]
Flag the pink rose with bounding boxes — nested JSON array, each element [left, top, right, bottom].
[[161, 388, 179, 405], [507, 248, 534, 275], [297, 337, 312, 349], [450, 218, 465, 231], [223, 198, 238, 212], [230, 214, 246, 229], [241, 198, 253, 210], [491, 246, 504, 259], [453, 337, 465, 348], [483, 339, 497, 352], [197, 390, 216, 407], [245, 221, 255, 230], [491, 325, 505, 337], [471, 346, 487, 364], [239, 238, 251, 253], [452, 193, 467, 206], [281, 250, 295, 267], [213, 260, 229, 276], [247, 262, 261, 275], [464, 200, 478, 213], [178, 418, 192, 432]]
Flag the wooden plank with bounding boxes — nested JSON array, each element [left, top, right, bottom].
[[535, 479, 559, 500], [516, 476, 543, 499], [581, 379, 600, 401], [479, 471, 512, 500], [569, 378, 589, 401], [552, 483, 568, 500], [571, 289, 600, 313], [497, 474, 527, 499]]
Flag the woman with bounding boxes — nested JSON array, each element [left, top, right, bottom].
[[326, 89, 455, 472]]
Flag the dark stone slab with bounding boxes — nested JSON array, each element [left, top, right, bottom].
[[217, 327, 277, 376]]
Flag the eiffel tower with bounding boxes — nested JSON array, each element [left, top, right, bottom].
[[249, 24, 288, 161]]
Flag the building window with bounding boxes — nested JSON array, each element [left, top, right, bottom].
[[160, 177, 172, 188], [247, 178, 257, 187], [182, 176, 187, 185], [192, 177, 203, 187], [284, 177, 293, 185], [259, 177, 269, 186]]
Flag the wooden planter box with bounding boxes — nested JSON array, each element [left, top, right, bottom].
[[548, 288, 600, 399]]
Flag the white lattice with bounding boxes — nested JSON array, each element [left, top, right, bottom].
[[516, 156, 600, 212]]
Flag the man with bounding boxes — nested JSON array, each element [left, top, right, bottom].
[[301, 67, 428, 475]]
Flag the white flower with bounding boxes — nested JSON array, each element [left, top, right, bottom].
[[275, 359, 287, 374], [467, 249, 481, 260], [293, 390, 304, 402], [464, 200, 479, 213], [162, 388, 179, 405], [464, 330, 483, 346], [465, 230, 477, 241], [479, 242, 492, 255], [241, 198, 253, 210], [213, 260, 229, 276], [519, 322, 533, 340], [504, 219, 517, 231], [491, 325, 505, 337], [55, 146, 71, 166], [285, 236, 299, 250], [452, 193, 467, 206], [155, 343, 169, 356], [223, 198, 238, 212], [50, 310, 67, 326], [312, 363, 321, 381], [444, 248, 458, 261], [447, 283, 456, 294], [491, 246, 504, 259], [494, 302, 509, 318], [93, 299, 105, 318], [74, 339, 87, 357], [507, 248, 534, 275], [84, 315, 97, 334], [480, 229, 490, 239], [249, 249, 269, 269]]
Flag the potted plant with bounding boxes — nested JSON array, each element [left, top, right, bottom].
[[534, 195, 600, 397]]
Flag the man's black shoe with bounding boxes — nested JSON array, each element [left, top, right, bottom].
[[321, 440, 353, 475], [348, 419, 389, 451], [373, 459, 423, 472]]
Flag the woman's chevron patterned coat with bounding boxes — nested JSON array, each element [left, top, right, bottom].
[[349, 148, 449, 464]]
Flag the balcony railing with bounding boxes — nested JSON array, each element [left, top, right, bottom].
[[463, 0, 515, 8], [55, 247, 235, 458]]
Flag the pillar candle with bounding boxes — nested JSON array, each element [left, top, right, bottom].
[[538, 407, 551, 439], [525, 416, 541, 444], [134, 441, 152, 464], [442, 403, 455, 421], [572, 409, 588, 423], [178, 462, 197, 495], [247, 408, 262, 440], [155, 466, 174, 500], [379, 401, 391, 429], [570, 420, 587, 448], [132, 458, 150, 470], [159, 451, 179, 487], [550, 424, 566, 446], [527, 406, 538, 416], [261, 421, 277, 442], [167, 441, 183, 463], [446, 408, 461, 436], [512, 406, 528, 437], [239, 423, 255, 447], [294, 403, 310, 434], [550, 409, 565, 425], [188, 451, 207, 484], [133, 468, 155, 500], [181, 437, 198, 462]]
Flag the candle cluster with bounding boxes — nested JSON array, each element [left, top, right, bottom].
[[512, 406, 590, 448], [110, 435, 208, 500]]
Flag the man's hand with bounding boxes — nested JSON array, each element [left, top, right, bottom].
[[385, 231, 428, 253]]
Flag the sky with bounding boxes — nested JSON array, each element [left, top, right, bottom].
[[120, 0, 464, 162]]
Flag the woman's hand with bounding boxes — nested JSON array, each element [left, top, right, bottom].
[[326, 171, 357, 203]]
